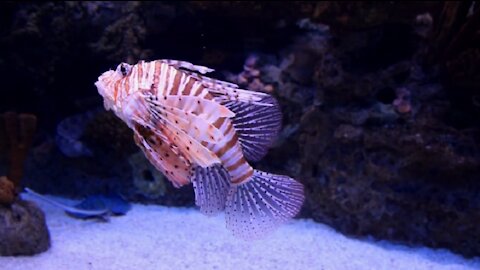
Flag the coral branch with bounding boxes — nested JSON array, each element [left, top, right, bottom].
[[1, 112, 37, 191], [0, 176, 15, 206], [0, 115, 6, 161]]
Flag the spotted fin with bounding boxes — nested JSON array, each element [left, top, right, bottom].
[[225, 170, 304, 240], [159, 95, 235, 122], [190, 164, 231, 216], [146, 112, 219, 168], [122, 91, 219, 168], [133, 126, 191, 188], [223, 95, 283, 162], [146, 96, 226, 143]]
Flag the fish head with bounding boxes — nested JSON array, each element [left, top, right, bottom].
[[94, 62, 133, 112]]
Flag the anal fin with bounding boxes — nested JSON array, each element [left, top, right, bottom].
[[191, 164, 231, 216]]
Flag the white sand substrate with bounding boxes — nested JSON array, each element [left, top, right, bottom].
[[1, 193, 479, 270]]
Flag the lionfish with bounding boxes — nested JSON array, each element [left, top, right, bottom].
[[94, 59, 304, 239]]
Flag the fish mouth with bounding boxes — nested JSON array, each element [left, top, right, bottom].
[[94, 70, 115, 96], [94, 80, 106, 96], [94, 80, 102, 88], [94, 78, 112, 108]]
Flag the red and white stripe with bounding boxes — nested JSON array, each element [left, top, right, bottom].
[[110, 60, 254, 185]]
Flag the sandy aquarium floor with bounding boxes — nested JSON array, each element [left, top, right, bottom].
[[1, 193, 479, 270]]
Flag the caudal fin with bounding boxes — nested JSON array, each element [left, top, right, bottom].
[[225, 170, 304, 240]]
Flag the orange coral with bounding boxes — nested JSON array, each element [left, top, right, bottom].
[[1, 112, 37, 193], [0, 176, 15, 205]]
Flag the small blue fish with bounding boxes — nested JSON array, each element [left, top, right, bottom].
[[25, 188, 109, 219]]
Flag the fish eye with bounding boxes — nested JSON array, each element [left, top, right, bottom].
[[120, 64, 128, 76], [117, 63, 131, 77]]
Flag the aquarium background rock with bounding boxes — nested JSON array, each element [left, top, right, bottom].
[[1, 1, 479, 258]]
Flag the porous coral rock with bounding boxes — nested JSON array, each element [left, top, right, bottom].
[[0, 199, 51, 256], [1, 112, 37, 190]]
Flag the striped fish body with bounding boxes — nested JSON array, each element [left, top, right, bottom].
[[95, 59, 305, 239]]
